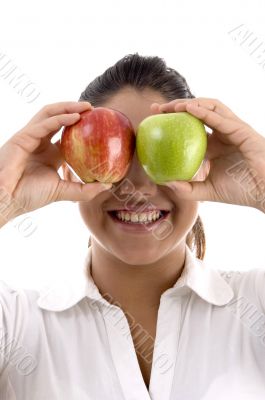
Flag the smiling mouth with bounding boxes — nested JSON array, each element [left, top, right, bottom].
[[107, 210, 170, 225]]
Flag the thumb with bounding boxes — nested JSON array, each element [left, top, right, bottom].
[[55, 180, 113, 202], [163, 180, 212, 201]]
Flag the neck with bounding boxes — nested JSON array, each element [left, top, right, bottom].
[[88, 241, 186, 313]]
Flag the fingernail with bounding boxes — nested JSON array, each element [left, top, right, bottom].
[[81, 101, 93, 108], [167, 184, 177, 190], [167, 181, 191, 192], [99, 183, 113, 191], [186, 103, 199, 109]]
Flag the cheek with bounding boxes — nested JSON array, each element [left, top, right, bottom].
[[77, 196, 200, 252], [78, 200, 119, 245], [78, 202, 104, 234], [170, 200, 199, 236]]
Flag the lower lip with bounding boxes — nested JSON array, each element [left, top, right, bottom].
[[107, 211, 170, 233]]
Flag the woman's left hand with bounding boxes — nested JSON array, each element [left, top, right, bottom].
[[150, 98, 265, 213]]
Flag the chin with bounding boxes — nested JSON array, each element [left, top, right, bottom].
[[113, 247, 162, 266], [107, 238, 178, 266]]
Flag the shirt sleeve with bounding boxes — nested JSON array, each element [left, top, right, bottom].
[[0, 281, 28, 374], [254, 269, 265, 314]]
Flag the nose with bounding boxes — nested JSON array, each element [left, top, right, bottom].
[[114, 149, 158, 198]]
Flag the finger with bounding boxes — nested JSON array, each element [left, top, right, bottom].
[[29, 101, 93, 124], [184, 103, 251, 149], [150, 103, 162, 114], [175, 99, 242, 121], [55, 180, 113, 202], [159, 99, 187, 113], [162, 179, 214, 202], [160, 98, 241, 121], [14, 113, 81, 155], [159, 99, 239, 137]]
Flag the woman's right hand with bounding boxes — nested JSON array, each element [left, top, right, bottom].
[[0, 102, 112, 222]]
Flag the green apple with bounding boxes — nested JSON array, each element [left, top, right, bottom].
[[136, 112, 207, 183]]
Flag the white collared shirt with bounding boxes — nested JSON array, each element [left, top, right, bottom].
[[0, 245, 265, 399]]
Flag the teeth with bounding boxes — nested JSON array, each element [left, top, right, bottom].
[[114, 210, 163, 223], [131, 213, 138, 222], [153, 212, 159, 221], [139, 214, 147, 222]]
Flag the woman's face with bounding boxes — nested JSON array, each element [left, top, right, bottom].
[[63, 87, 207, 265]]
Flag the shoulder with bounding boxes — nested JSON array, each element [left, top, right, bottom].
[[0, 280, 41, 331], [218, 267, 265, 288], [0, 281, 42, 372], [0, 280, 40, 309], [218, 268, 265, 312]]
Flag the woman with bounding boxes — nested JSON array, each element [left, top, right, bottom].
[[0, 54, 265, 399]]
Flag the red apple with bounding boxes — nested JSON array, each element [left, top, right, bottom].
[[60, 107, 135, 183]]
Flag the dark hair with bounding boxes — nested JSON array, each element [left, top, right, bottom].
[[80, 54, 206, 260]]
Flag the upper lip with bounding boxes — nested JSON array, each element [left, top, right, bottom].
[[105, 205, 171, 212]]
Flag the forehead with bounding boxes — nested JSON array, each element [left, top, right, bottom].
[[101, 86, 167, 130]]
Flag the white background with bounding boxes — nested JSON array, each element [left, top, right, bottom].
[[0, 0, 264, 289]]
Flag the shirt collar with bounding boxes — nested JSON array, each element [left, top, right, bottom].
[[37, 244, 234, 312]]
